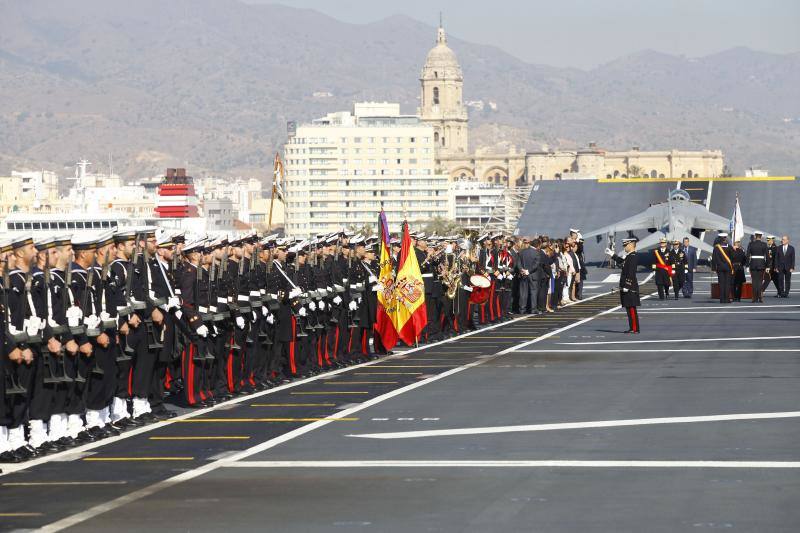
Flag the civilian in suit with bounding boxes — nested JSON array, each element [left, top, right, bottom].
[[775, 235, 795, 297], [516, 239, 542, 315], [762, 236, 778, 295], [681, 237, 697, 298]]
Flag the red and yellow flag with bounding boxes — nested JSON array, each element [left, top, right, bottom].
[[392, 221, 427, 345], [375, 210, 399, 350]]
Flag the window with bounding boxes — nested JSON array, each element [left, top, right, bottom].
[[354, 137, 362, 143], [410, 137, 415, 143], [433, 87, 439, 105]]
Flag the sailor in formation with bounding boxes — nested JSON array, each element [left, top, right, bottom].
[[1, 227, 527, 463]]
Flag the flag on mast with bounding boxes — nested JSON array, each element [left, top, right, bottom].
[[730, 192, 744, 243], [375, 210, 399, 350], [272, 153, 286, 203]]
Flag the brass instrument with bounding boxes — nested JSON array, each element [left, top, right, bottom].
[[441, 253, 461, 300]]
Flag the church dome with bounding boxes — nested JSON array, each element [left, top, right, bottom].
[[421, 26, 462, 79]]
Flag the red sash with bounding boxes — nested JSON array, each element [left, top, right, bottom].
[[654, 249, 673, 276]]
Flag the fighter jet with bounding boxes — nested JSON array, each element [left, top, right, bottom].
[[582, 189, 761, 255]]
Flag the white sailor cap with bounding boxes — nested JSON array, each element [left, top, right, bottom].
[[35, 236, 56, 251], [569, 228, 580, 234], [156, 229, 175, 248], [718, 232, 728, 238], [350, 235, 365, 245], [71, 233, 98, 251], [767, 235, 776, 240], [182, 239, 206, 253], [622, 237, 638, 245]]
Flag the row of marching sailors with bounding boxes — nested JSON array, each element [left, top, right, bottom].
[[0, 228, 409, 464]]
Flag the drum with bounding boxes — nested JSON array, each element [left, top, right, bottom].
[[469, 274, 491, 305]]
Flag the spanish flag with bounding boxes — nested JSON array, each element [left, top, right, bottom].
[[375, 210, 399, 350], [393, 221, 428, 346]]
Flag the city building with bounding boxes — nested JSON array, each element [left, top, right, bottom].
[[0, 169, 60, 214], [448, 180, 506, 230], [283, 102, 449, 235], [421, 24, 724, 184]]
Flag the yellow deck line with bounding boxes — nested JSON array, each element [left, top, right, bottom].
[[149, 436, 251, 440], [0, 512, 44, 517], [368, 365, 455, 368], [174, 418, 358, 422], [251, 403, 336, 407], [83, 457, 194, 461], [355, 372, 423, 375], [324, 381, 397, 385], [3, 481, 128, 486], [598, 176, 794, 183], [290, 391, 369, 395]]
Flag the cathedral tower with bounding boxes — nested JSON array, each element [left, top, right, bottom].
[[419, 22, 468, 156]]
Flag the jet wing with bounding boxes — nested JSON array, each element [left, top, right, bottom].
[[582, 205, 665, 240], [689, 208, 761, 235]]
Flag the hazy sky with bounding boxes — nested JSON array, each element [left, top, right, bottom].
[[246, 0, 800, 69]]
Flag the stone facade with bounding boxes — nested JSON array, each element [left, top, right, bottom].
[[421, 25, 724, 184]]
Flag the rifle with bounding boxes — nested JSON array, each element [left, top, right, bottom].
[[346, 250, 361, 329], [2, 258, 27, 395], [141, 240, 164, 350], [42, 254, 71, 384]]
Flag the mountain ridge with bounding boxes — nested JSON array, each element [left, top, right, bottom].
[[0, 0, 797, 178]]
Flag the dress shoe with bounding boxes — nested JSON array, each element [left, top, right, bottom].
[[136, 413, 159, 424], [104, 425, 122, 437], [152, 410, 177, 420], [87, 426, 107, 440], [75, 430, 98, 444], [0, 450, 22, 463], [57, 436, 76, 447]]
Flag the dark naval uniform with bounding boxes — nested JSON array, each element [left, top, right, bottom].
[[747, 238, 768, 302], [651, 245, 672, 300], [669, 246, 687, 299], [731, 246, 747, 301], [610, 250, 640, 333], [712, 242, 734, 303]]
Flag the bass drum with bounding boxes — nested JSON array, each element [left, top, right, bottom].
[[469, 274, 491, 305]]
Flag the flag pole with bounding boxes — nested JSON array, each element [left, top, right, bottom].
[[268, 184, 276, 232]]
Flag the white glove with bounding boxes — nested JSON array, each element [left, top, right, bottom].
[[319, 301, 326, 311], [262, 305, 268, 316], [289, 288, 302, 299], [348, 301, 358, 311], [375, 283, 384, 292], [235, 316, 245, 329], [266, 314, 275, 325], [309, 301, 317, 311], [168, 296, 181, 310], [604, 248, 614, 256], [622, 287, 629, 293], [66, 306, 83, 327], [196, 324, 209, 338], [84, 314, 101, 329], [333, 295, 342, 305]]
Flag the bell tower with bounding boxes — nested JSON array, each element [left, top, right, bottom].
[[419, 20, 468, 156]]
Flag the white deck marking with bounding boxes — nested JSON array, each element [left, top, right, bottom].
[[37, 288, 618, 531], [559, 335, 800, 346], [347, 411, 800, 440], [2, 290, 551, 478], [224, 460, 800, 469], [518, 349, 800, 353], [640, 304, 798, 311], [622, 310, 800, 315]]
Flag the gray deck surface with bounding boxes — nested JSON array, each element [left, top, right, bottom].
[[1, 271, 798, 532]]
